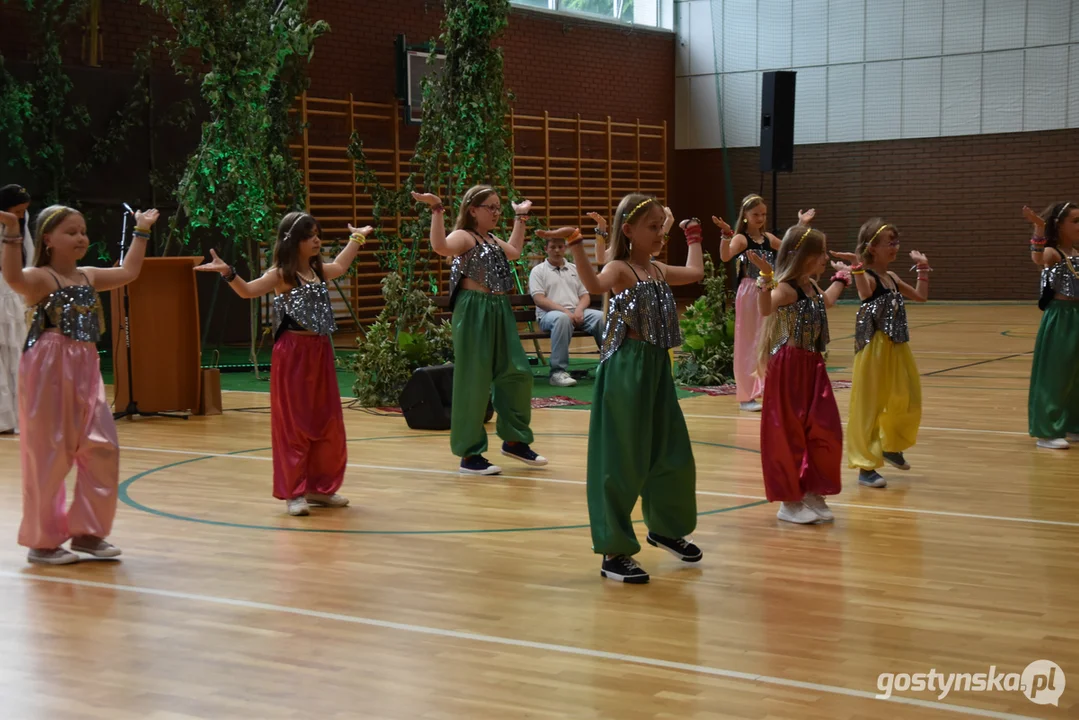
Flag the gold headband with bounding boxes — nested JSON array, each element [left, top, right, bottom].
[[794, 227, 812, 250], [625, 199, 655, 222], [741, 195, 762, 207], [868, 223, 892, 244], [39, 207, 71, 234]]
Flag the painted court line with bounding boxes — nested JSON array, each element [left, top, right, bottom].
[[0, 572, 1040, 720], [677, 414, 1028, 437], [102, 443, 1079, 529]]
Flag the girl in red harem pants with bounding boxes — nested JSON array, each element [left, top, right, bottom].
[[1, 204, 160, 565], [198, 213, 372, 516], [749, 222, 852, 526]]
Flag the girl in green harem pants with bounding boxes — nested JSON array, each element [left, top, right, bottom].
[[1023, 201, 1079, 450], [544, 194, 704, 584], [413, 187, 548, 475]]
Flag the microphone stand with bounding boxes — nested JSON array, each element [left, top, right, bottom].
[[113, 207, 187, 421]]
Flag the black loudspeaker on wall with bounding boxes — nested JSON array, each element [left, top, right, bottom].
[[759, 71, 796, 173], [399, 363, 494, 431]]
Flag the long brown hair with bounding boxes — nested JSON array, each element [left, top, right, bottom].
[[732, 193, 765, 239], [32, 205, 81, 268], [607, 192, 663, 262], [273, 211, 324, 287], [1041, 201, 1078, 250], [454, 185, 498, 233], [856, 217, 898, 263], [755, 224, 827, 376]]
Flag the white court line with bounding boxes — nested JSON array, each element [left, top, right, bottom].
[[678, 414, 1028, 437], [0, 572, 1041, 720], [103, 444, 1079, 528]]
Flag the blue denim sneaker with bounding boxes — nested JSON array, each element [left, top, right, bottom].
[[459, 455, 502, 475]]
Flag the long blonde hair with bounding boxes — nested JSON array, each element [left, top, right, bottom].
[[607, 192, 663, 262], [755, 224, 827, 377], [454, 185, 498, 233], [732, 193, 765, 238], [32, 205, 81, 268]]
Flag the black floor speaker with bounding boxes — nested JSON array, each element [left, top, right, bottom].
[[399, 363, 494, 431]]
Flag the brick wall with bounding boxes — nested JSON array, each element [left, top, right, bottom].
[[672, 129, 1079, 300]]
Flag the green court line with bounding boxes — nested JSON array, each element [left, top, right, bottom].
[[119, 433, 766, 535]]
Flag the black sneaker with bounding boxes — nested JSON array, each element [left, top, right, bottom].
[[646, 533, 703, 562], [859, 469, 887, 488], [600, 555, 649, 584], [460, 455, 502, 475], [500, 441, 548, 466], [882, 451, 911, 470]]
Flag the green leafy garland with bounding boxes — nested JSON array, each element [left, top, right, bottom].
[[345, 0, 530, 407], [675, 252, 736, 387]]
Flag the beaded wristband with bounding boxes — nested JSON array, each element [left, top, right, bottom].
[[830, 275, 851, 287], [349, 233, 366, 246], [222, 266, 237, 282], [756, 276, 777, 290], [2, 238, 22, 245], [431, 204, 445, 214], [595, 228, 609, 239], [1030, 244, 1046, 253]]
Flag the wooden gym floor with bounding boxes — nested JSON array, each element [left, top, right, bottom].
[[0, 303, 1075, 720]]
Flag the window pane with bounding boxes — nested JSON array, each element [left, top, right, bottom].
[[560, 0, 634, 22], [512, 0, 553, 9]]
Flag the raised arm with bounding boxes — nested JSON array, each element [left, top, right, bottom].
[[80, 209, 159, 292], [1024, 205, 1050, 267], [830, 250, 872, 300], [587, 211, 608, 266], [322, 224, 373, 281], [195, 248, 282, 298], [498, 199, 532, 261], [412, 192, 472, 257], [0, 210, 46, 298], [747, 250, 794, 317], [713, 216, 743, 262], [894, 251, 930, 302], [566, 229, 626, 294], [820, 262, 851, 308], [656, 219, 705, 286]]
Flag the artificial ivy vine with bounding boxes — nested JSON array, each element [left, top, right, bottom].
[[346, 0, 535, 407]]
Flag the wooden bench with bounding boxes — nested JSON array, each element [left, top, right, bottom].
[[434, 293, 603, 365]]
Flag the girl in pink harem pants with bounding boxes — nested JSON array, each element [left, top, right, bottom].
[[714, 196, 816, 410], [1, 204, 160, 565]]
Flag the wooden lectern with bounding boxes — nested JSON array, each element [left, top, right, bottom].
[[111, 256, 203, 416]]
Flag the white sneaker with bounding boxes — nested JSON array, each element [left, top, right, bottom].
[[802, 493, 834, 522], [739, 400, 762, 412], [306, 492, 349, 508], [287, 497, 310, 516], [1036, 438, 1069, 450], [549, 371, 577, 387], [777, 501, 820, 524]]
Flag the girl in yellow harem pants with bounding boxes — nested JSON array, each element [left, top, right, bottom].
[[835, 219, 930, 489]]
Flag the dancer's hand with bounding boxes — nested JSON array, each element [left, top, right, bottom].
[[829, 250, 859, 263], [347, 224, 374, 237], [909, 250, 928, 267], [586, 211, 607, 233], [1022, 206, 1045, 232], [134, 208, 160, 231], [711, 215, 733, 236], [512, 199, 532, 216], [195, 248, 231, 274], [535, 227, 578, 239], [0, 210, 18, 236], [746, 249, 774, 274], [679, 218, 701, 232], [798, 208, 816, 225], [411, 192, 442, 207], [830, 260, 852, 273]]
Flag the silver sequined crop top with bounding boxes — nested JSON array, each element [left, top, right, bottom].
[[854, 269, 909, 354], [272, 280, 336, 339], [769, 281, 830, 355], [448, 233, 515, 307], [1041, 254, 1079, 299], [738, 236, 777, 281], [24, 283, 105, 351], [599, 262, 682, 363]]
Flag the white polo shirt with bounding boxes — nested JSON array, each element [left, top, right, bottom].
[[529, 259, 588, 321]]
